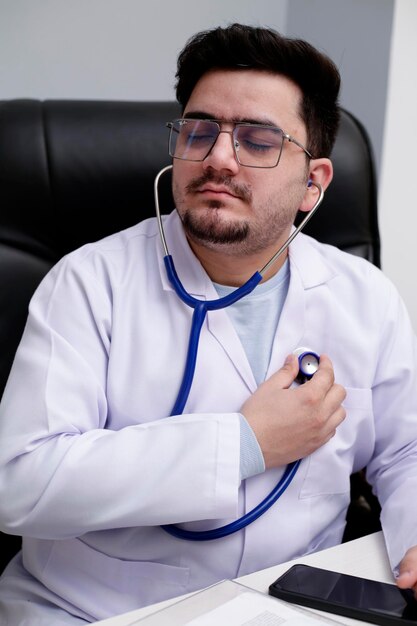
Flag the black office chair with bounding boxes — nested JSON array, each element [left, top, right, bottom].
[[0, 99, 381, 573]]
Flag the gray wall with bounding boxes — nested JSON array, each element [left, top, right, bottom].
[[0, 0, 287, 101], [286, 0, 394, 175]]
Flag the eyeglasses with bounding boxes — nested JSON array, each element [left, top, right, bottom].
[[166, 118, 313, 169]]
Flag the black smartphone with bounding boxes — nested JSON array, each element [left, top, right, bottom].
[[269, 564, 417, 625]]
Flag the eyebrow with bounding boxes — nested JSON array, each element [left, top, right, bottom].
[[183, 110, 280, 128]]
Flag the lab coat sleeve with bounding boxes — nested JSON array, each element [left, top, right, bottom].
[[365, 285, 417, 571], [0, 254, 240, 539]]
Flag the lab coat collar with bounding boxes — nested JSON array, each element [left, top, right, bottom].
[[263, 230, 337, 386], [156, 211, 214, 299], [156, 212, 337, 296], [288, 228, 337, 289], [156, 212, 339, 393]]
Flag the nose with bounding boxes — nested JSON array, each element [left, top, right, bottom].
[[203, 129, 240, 175]]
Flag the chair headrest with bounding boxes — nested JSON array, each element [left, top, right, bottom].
[[0, 99, 379, 264]]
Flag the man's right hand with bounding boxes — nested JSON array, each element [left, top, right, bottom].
[[240, 353, 346, 469]]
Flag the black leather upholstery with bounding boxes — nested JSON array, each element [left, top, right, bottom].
[[0, 99, 380, 572]]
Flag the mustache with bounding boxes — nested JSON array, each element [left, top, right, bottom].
[[185, 172, 252, 203]]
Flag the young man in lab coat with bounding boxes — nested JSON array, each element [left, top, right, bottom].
[[1, 23, 417, 625]]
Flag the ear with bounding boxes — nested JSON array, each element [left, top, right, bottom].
[[299, 158, 333, 213]]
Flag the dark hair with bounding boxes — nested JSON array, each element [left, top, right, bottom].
[[175, 24, 341, 158]]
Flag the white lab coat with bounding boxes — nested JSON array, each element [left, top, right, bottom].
[[0, 211, 417, 622]]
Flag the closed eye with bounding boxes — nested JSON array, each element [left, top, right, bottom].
[[236, 127, 282, 154], [186, 132, 215, 144], [240, 138, 275, 153]]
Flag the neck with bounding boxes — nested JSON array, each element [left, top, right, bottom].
[[187, 237, 290, 286]]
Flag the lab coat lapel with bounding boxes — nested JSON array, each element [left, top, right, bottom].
[[239, 234, 338, 574], [156, 211, 257, 391], [205, 233, 336, 393], [267, 233, 336, 376], [206, 306, 257, 393], [266, 264, 306, 373], [156, 211, 208, 298]]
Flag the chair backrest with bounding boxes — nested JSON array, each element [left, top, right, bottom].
[[0, 99, 380, 571]]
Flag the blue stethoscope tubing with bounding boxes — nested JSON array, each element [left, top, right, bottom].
[[154, 165, 324, 540]]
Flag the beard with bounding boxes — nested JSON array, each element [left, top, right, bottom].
[[173, 171, 305, 256], [179, 172, 252, 246], [181, 203, 250, 245]]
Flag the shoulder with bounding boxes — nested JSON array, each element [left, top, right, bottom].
[[291, 233, 400, 319], [33, 217, 161, 305], [57, 217, 158, 272], [69, 217, 160, 265], [293, 232, 387, 286]]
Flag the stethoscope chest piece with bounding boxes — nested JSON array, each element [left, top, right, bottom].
[[294, 347, 320, 384]]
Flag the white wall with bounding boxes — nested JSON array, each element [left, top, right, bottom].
[[379, 0, 417, 330], [0, 0, 287, 101]]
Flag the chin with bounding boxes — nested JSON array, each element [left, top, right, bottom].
[[181, 208, 250, 246]]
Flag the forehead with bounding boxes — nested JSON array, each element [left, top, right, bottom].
[[183, 68, 304, 133]]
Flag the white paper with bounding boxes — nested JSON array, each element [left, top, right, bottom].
[[182, 591, 335, 625]]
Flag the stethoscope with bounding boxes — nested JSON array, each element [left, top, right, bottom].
[[154, 164, 323, 541]]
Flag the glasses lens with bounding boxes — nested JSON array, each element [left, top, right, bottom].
[[234, 125, 284, 167], [169, 119, 219, 161]]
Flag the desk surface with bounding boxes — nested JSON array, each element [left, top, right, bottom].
[[94, 531, 393, 626]]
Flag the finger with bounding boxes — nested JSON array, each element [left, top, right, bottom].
[[322, 406, 346, 436], [266, 354, 299, 389], [396, 570, 417, 590], [309, 406, 346, 449], [303, 353, 335, 393], [321, 383, 347, 417], [397, 550, 417, 590]]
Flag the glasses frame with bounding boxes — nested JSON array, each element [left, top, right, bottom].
[[166, 118, 314, 169]]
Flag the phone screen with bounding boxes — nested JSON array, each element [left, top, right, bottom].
[[269, 564, 417, 625]]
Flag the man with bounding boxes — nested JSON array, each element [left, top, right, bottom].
[[0, 23, 417, 625]]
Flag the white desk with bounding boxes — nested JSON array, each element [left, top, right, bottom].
[[93, 531, 393, 626]]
